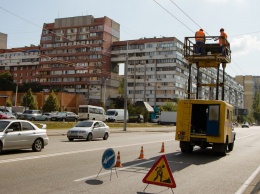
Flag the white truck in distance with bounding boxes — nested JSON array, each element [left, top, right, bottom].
[[153, 111, 177, 125]]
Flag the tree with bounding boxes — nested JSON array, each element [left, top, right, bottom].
[[118, 77, 124, 94], [159, 101, 177, 112], [42, 90, 60, 112], [252, 91, 260, 123], [0, 71, 15, 91], [21, 88, 38, 110], [5, 98, 12, 107]]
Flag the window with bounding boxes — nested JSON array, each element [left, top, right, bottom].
[[21, 122, 35, 131]]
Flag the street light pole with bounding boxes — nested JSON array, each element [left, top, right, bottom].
[[15, 83, 18, 106], [123, 41, 129, 131], [103, 77, 109, 106]]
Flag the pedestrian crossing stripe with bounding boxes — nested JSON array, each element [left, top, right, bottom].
[[142, 155, 176, 188]]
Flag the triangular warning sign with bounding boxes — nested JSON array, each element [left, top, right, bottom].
[[142, 155, 176, 188]]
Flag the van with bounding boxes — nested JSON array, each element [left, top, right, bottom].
[[128, 114, 144, 123], [105, 109, 128, 122]]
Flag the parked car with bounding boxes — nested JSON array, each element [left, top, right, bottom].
[[0, 111, 11, 119], [18, 110, 43, 121], [50, 112, 79, 122], [242, 122, 250, 128], [128, 114, 144, 123], [0, 119, 49, 153], [4, 112, 16, 119], [67, 120, 110, 141]]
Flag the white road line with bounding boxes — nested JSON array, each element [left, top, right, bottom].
[[74, 159, 155, 182], [0, 139, 174, 164], [235, 165, 260, 194]]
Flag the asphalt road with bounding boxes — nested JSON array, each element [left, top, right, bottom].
[[0, 126, 259, 194]]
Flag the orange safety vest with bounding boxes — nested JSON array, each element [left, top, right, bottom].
[[219, 32, 228, 45], [195, 30, 205, 42]]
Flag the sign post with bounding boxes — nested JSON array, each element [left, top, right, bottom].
[[96, 148, 116, 180]]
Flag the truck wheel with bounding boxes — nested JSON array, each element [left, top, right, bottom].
[[228, 142, 234, 151]]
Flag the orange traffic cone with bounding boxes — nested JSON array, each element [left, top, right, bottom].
[[159, 142, 165, 153], [138, 146, 145, 159], [114, 151, 122, 167]]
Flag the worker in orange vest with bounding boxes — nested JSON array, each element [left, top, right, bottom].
[[219, 28, 228, 56], [195, 29, 205, 55]]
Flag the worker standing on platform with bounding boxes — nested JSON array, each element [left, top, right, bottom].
[[219, 28, 228, 56], [195, 29, 205, 55]]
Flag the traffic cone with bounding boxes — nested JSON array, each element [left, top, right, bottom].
[[114, 151, 122, 167], [159, 142, 165, 153], [138, 146, 145, 159]]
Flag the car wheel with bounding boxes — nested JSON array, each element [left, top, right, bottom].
[[31, 117, 35, 121], [74, 118, 77, 122], [86, 133, 92, 141], [45, 118, 48, 121], [68, 138, 74, 142], [62, 118, 66, 122], [32, 138, 43, 152], [103, 132, 109, 140]]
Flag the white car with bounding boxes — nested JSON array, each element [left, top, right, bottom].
[[0, 119, 49, 153], [242, 122, 250, 128], [67, 120, 110, 141]]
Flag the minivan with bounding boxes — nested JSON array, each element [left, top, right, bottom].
[[105, 109, 128, 122]]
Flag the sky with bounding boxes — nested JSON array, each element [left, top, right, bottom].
[[1, 0, 260, 78]]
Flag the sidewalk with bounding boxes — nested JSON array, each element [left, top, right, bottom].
[[47, 126, 176, 136]]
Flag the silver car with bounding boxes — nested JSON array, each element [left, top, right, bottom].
[[67, 120, 110, 141], [0, 119, 49, 153]]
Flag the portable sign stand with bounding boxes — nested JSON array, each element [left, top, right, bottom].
[[142, 155, 176, 193], [96, 148, 117, 180]]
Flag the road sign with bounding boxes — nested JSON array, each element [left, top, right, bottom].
[[102, 148, 116, 170], [143, 155, 176, 188]]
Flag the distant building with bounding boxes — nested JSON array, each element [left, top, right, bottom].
[[235, 75, 260, 114], [0, 32, 7, 49]]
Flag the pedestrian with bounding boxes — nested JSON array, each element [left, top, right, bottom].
[[195, 28, 205, 55], [219, 28, 228, 56]]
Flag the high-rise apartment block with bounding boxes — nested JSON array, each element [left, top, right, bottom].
[[0, 32, 7, 49], [111, 37, 243, 108], [39, 15, 120, 104], [235, 75, 260, 114]]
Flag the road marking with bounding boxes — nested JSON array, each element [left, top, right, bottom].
[[235, 165, 260, 194], [74, 159, 155, 182], [0, 139, 174, 164]]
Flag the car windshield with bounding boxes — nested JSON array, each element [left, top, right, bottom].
[[0, 121, 11, 132], [75, 121, 94, 127], [58, 112, 66, 116], [106, 111, 115, 115]]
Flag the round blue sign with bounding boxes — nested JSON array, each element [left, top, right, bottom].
[[102, 148, 116, 170]]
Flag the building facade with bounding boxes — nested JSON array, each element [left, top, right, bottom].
[[39, 15, 120, 105], [235, 75, 260, 114], [111, 37, 244, 108]]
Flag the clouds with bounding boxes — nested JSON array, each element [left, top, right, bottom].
[[231, 35, 260, 56]]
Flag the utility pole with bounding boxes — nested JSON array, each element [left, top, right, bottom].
[[123, 41, 129, 131]]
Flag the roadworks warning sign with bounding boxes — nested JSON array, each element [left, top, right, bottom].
[[142, 155, 176, 188]]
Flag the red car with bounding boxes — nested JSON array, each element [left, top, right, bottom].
[[0, 111, 11, 119]]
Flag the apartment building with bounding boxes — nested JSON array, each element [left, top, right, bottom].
[[39, 15, 120, 105], [0, 32, 7, 49], [111, 37, 244, 108], [235, 75, 260, 114], [0, 45, 40, 84]]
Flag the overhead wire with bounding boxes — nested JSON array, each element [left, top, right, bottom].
[[155, 0, 250, 77]]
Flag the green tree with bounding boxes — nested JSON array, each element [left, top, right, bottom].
[[252, 92, 260, 123], [5, 98, 12, 107], [0, 71, 15, 91], [21, 88, 38, 110], [42, 90, 60, 112], [159, 101, 177, 112], [118, 77, 124, 94]]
